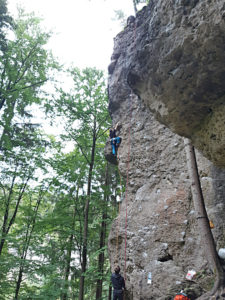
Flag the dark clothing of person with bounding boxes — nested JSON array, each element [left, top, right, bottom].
[[113, 289, 123, 300], [109, 127, 121, 157], [111, 273, 125, 300], [110, 129, 117, 139], [111, 273, 125, 290]]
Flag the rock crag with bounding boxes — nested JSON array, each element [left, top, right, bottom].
[[109, 0, 225, 166], [106, 1, 225, 299]]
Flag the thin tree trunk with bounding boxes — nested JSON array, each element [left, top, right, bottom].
[[78, 119, 97, 300], [0, 97, 16, 149], [14, 189, 42, 299], [0, 172, 17, 255], [132, 0, 137, 15], [96, 164, 109, 300], [95, 213, 107, 299], [0, 176, 29, 255], [71, 273, 76, 300], [61, 233, 74, 300], [62, 188, 78, 300], [184, 138, 225, 297], [108, 285, 112, 300], [14, 266, 24, 300]]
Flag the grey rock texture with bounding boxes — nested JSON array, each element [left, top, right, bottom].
[[109, 0, 225, 166], [107, 94, 225, 299], [106, 2, 225, 299]]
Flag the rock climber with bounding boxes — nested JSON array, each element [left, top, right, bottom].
[[109, 122, 121, 157], [111, 265, 125, 300]]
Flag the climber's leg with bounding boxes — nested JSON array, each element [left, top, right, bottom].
[[111, 139, 116, 155]]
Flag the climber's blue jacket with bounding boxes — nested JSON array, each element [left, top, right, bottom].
[[111, 137, 121, 155]]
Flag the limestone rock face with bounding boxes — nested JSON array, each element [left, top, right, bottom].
[[106, 2, 225, 299], [109, 0, 225, 166], [107, 94, 225, 299]]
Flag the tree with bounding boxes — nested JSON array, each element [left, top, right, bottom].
[[0, 4, 122, 300], [55, 67, 110, 300], [0, 8, 59, 151], [0, 164, 30, 256], [132, 0, 149, 15], [95, 163, 109, 300], [14, 188, 43, 299], [60, 185, 80, 300], [0, 0, 13, 52], [0, 129, 48, 257], [0, 182, 53, 299], [45, 146, 119, 299], [184, 138, 225, 299], [113, 10, 127, 28]]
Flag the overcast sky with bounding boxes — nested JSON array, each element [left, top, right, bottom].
[[6, 0, 140, 139], [7, 0, 136, 71]]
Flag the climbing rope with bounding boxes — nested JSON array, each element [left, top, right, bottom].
[[113, 19, 137, 298], [113, 93, 133, 300], [123, 18, 137, 285], [124, 92, 133, 282], [115, 166, 123, 263]]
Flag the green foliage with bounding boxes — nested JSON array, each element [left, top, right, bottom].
[[0, 0, 13, 52], [133, 0, 149, 14], [113, 0, 149, 28], [135, 0, 149, 4], [113, 9, 127, 28], [0, 6, 123, 300], [0, 8, 59, 152]]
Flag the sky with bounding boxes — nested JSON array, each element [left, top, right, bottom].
[[6, 0, 141, 144], [7, 0, 136, 71]]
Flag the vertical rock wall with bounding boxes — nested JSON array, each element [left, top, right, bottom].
[[106, 4, 225, 298]]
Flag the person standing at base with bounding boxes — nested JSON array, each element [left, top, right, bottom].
[[111, 266, 125, 300]]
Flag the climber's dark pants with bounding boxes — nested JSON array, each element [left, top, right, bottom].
[[111, 137, 121, 155], [113, 289, 123, 300]]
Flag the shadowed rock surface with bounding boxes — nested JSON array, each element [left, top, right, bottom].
[[106, 1, 225, 299], [109, 0, 225, 166]]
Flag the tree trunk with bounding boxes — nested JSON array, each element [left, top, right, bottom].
[[132, 0, 138, 15], [108, 285, 112, 300], [62, 189, 78, 300], [78, 119, 97, 300], [14, 265, 23, 300], [14, 189, 42, 299], [61, 233, 73, 300], [96, 164, 109, 300], [0, 97, 16, 149], [0, 172, 16, 255], [0, 176, 29, 255], [184, 138, 225, 298]]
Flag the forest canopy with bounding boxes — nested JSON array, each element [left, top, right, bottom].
[[0, 2, 124, 299]]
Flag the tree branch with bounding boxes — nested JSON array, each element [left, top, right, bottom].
[[6, 175, 30, 235], [68, 133, 90, 165], [14, 41, 40, 85], [9, 79, 48, 93]]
